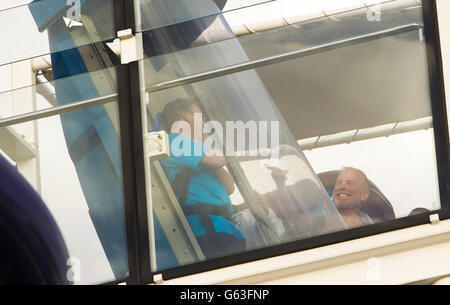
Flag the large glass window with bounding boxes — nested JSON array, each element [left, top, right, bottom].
[[0, 104, 127, 285], [135, 0, 445, 274], [0, 0, 446, 285], [0, 0, 127, 284], [0, 0, 117, 66]]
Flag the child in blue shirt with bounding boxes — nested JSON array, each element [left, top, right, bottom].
[[160, 99, 246, 259]]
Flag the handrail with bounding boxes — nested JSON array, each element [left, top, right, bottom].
[[146, 24, 422, 93], [0, 24, 422, 128], [0, 93, 118, 128]]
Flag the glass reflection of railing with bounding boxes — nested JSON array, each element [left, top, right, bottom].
[[0, 0, 116, 67], [0, 63, 119, 128], [229, 0, 417, 37], [134, 0, 275, 33], [135, 0, 422, 86], [0, 22, 423, 133], [0, 93, 117, 129], [145, 23, 422, 94], [298, 117, 433, 150], [134, 0, 406, 34]]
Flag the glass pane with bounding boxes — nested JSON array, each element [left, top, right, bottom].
[[0, 0, 117, 67], [139, 0, 424, 87], [0, 64, 119, 120], [0, 0, 127, 284], [0, 101, 128, 284], [134, 0, 273, 33], [136, 0, 441, 273], [133, 0, 391, 34]]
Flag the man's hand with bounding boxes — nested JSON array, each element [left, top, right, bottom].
[[254, 190, 270, 207], [268, 166, 288, 186], [214, 167, 235, 195], [201, 149, 227, 168]]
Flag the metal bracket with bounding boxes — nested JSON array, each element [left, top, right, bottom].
[[144, 131, 170, 161], [153, 274, 164, 285], [117, 29, 139, 64], [430, 213, 440, 225]]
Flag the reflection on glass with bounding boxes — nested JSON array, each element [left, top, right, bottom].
[[0, 67, 118, 120], [0, 0, 126, 284], [138, 0, 426, 90], [0, 102, 127, 284], [134, 0, 273, 33], [0, 0, 116, 67], [137, 0, 441, 273]]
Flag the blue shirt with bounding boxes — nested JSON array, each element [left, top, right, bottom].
[[160, 134, 245, 240]]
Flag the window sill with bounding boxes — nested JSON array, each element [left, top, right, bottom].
[[154, 218, 450, 285]]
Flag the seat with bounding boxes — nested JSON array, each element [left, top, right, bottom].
[[317, 170, 395, 222]]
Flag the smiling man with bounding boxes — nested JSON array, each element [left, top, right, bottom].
[[332, 167, 373, 229]]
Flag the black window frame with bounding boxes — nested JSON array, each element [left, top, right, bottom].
[[113, 0, 450, 285]]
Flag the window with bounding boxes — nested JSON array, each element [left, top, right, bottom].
[[0, 0, 447, 285], [133, 0, 449, 279], [0, 0, 127, 284]]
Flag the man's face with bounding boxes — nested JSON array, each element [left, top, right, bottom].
[[332, 169, 369, 211]]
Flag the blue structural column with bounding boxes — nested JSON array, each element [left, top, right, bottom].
[[29, 0, 128, 279]]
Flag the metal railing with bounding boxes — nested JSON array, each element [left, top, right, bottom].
[[0, 23, 421, 128]]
